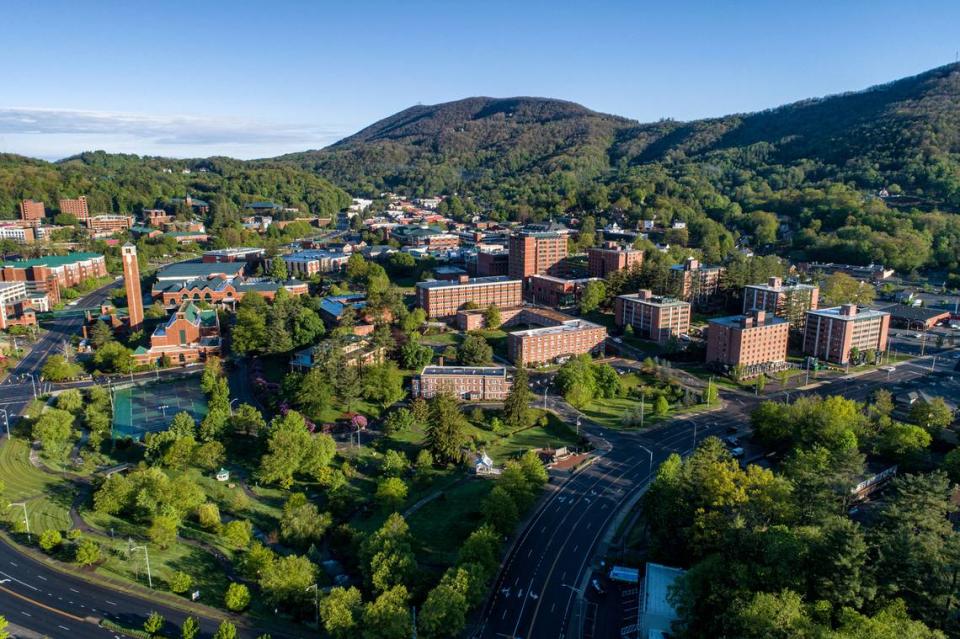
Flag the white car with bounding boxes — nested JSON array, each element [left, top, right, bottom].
[[730, 447, 745, 458]]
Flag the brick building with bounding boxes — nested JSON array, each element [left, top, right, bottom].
[[58, 196, 90, 220], [86, 215, 134, 237], [0, 281, 45, 330], [528, 274, 601, 308], [508, 230, 568, 280], [391, 225, 460, 251], [475, 250, 509, 277], [614, 290, 691, 343], [19, 199, 45, 222], [0, 225, 38, 244], [803, 304, 890, 365], [202, 248, 266, 264], [587, 242, 643, 278], [743, 277, 819, 331], [157, 277, 308, 306], [507, 318, 607, 366], [142, 209, 172, 227], [415, 276, 522, 319], [0, 252, 107, 304], [669, 258, 724, 307], [266, 251, 350, 278], [133, 301, 221, 365], [411, 366, 512, 401], [706, 310, 789, 375]]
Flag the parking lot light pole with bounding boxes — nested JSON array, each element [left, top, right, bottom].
[[130, 544, 153, 588], [306, 584, 320, 628]]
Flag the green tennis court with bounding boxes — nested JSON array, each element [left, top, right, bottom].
[[112, 378, 209, 440]]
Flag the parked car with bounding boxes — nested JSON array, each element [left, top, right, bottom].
[[730, 447, 745, 457]]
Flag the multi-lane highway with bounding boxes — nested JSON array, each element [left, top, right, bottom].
[[476, 349, 957, 639]]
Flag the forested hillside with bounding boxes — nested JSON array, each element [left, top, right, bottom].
[[0, 151, 351, 227], [276, 63, 960, 276]]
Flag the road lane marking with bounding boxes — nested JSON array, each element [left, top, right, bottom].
[[0, 585, 86, 622], [0, 570, 37, 591], [105, 600, 117, 605]]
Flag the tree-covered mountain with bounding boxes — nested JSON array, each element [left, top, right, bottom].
[[0, 151, 351, 226], [276, 63, 960, 277], [280, 63, 960, 206]]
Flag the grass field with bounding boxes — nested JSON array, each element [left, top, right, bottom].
[[112, 378, 208, 440], [408, 478, 493, 566], [0, 438, 73, 533], [581, 372, 707, 429]]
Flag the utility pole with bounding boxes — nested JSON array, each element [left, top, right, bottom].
[[10, 502, 29, 541], [130, 543, 152, 588]]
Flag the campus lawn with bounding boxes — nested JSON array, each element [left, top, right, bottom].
[[486, 410, 579, 458], [0, 437, 73, 533], [407, 478, 493, 567], [580, 372, 708, 429]]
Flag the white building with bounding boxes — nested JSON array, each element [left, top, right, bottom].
[[639, 563, 686, 638]]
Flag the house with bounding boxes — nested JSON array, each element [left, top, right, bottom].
[[215, 468, 231, 482], [474, 451, 500, 476], [290, 334, 386, 371]]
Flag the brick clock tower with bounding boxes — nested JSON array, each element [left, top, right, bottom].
[[122, 243, 144, 331]]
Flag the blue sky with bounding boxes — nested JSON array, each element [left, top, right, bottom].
[[1, 0, 958, 160]]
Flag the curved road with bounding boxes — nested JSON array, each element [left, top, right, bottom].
[[477, 350, 957, 639]]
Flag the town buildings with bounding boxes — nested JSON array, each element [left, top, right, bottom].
[[587, 242, 643, 278], [411, 366, 512, 401], [668, 257, 724, 306], [142, 209, 172, 227], [798, 262, 895, 283], [614, 290, 691, 343], [705, 310, 790, 375], [803, 304, 891, 365], [507, 317, 607, 366], [743, 277, 820, 331], [153, 261, 246, 289], [0, 252, 107, 304], [508, 229, 568, 280], [415, 276, 522, 319], [58, 196, 90, 220], [19, 199, 45, 222], [132, 301, 221, 365]]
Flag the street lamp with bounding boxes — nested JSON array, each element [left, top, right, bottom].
[[129, 543, 153, 588], [10, 502, 29, 541], [0, 406, 9, 438], [306, 584, 320, 628]]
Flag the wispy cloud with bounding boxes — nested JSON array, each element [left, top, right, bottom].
[[0, 107, 348, 160]]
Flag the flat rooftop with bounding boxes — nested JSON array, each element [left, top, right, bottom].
[[509, 319, 604, 338], [1, 252, 103, 269], [877, 304, 950, 322], [618, 293, 688, 307], [154, 261, 245, 281], [747, 281, 817, 292], [416, 276, 519, 290], [710, 314, 788, 328], [808, 306, 890, 321], [421, 366, 507, 377]]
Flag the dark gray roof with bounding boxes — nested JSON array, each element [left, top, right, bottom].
[[415, 276, 518, 289]]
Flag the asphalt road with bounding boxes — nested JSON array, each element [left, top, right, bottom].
[[0, 536, 242, 639], [476, 348, 957, 639]]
